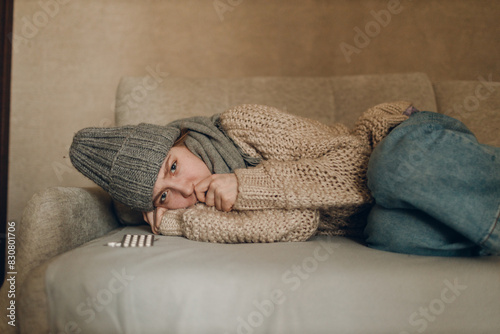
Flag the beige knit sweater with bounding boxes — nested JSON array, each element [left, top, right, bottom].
[[159, 101, 412, 243]]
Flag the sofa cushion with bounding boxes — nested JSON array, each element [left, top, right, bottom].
[[44, 225, 500, 334]]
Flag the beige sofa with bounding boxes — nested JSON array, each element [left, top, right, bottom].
[[2, 72, 499, 333]]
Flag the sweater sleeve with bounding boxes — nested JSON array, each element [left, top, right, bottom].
[[158, 204, 319, 243], [219, 104, 373, 212], [352, 101, 412, 149]]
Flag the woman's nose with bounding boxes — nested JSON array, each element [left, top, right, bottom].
[[176, 180, 194, 198]]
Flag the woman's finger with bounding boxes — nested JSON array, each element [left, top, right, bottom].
[[143, 208, 166, 235], [195, 174, 238, 211], [194, 175, 212, 203], [205, 184, 216, 207], [153, 207, 167, 234], [215, 190, 223, 211], [221, 193, 233, 212], [142, 210, 156, 233], [152, 208, 158, 234]]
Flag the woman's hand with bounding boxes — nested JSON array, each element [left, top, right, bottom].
[[195, 173, 238, 212], [143, 173, 238, 233], [142, 207, 168, 235]]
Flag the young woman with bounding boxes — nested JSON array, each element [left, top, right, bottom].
[[70, 102, 500, 257]]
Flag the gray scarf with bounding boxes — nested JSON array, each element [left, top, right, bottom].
[[168, 114, 261, 174]]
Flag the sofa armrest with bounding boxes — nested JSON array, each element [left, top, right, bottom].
[[16, 187, 120, 288]]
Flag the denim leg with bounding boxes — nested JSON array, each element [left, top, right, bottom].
[[365, 205, 482, 256], [364, 111, 500, 257]]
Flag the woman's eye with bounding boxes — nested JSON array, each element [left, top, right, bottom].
[[170, 161, 177, 174], [160, 191, 168, 203]]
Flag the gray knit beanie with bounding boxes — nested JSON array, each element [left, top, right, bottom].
[[70, 123, 180, 212]]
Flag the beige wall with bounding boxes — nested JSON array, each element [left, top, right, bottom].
[[8, 0, 500, 222]]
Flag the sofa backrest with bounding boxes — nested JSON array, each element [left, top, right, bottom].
[[433, 80, 500, 147], [115, 72, 437, 128]]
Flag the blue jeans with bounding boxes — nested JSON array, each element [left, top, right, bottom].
[[364, 111, 500, 256]]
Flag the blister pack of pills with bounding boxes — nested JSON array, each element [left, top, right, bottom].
[[106, 234, 156, 248]]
